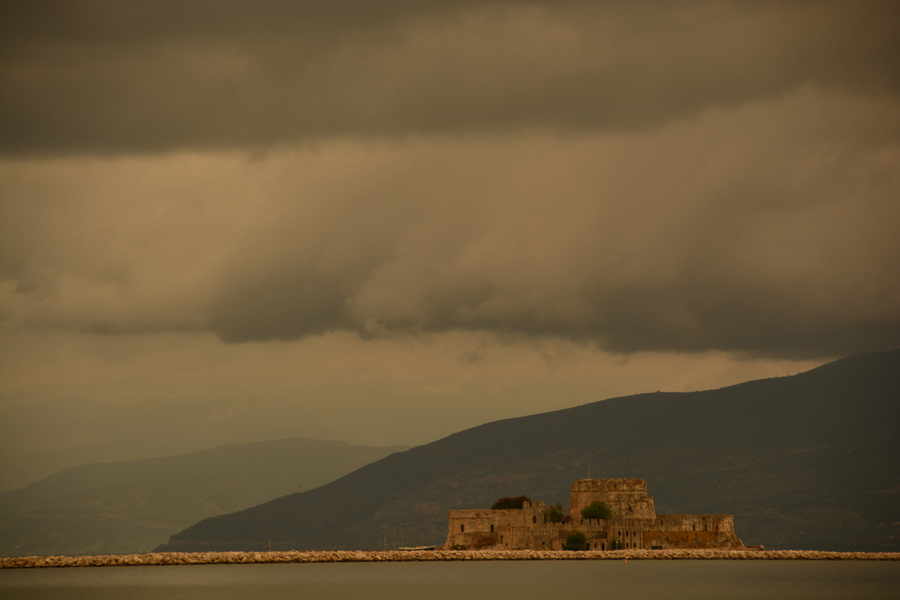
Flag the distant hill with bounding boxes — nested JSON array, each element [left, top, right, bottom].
[[0, 397, 418, 493], [159, 349, 900, 552], [0, 437, 406, 557]]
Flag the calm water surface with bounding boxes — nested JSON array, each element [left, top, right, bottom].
[[2, 560, 898, 600]]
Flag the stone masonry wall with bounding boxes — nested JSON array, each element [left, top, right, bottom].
[[579, 518, 648, 550], [445, 502, 558, 550], [655, 514, 734, 534], [568, 478, 656, 521], [642, 530, 744, 550]]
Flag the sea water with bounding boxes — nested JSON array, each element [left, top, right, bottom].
[[1, 560, 898, 600]]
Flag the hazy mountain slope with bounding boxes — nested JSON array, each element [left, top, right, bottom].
[[159, 349, 899, 552], [0, 437, 406, 557], [0, 397, 418, 493]]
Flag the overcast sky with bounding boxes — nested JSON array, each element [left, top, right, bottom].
[[2, 1, 899, 476]]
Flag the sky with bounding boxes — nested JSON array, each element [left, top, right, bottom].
[[2, 1, 899, 486]]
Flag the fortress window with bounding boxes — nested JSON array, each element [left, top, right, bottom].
[[461, 525, 465, 532], [490, 524, 494, 533], [533, 516, 537, 524]]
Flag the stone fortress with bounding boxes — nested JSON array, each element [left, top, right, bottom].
[[444, 478, 748, 551]]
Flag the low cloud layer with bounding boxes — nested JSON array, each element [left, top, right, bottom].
[[1, 1, 899, 360], [3, 88, 898, 357], [2, 1, 898, 156]]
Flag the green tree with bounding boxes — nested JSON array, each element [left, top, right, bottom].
[[581, 501, 612, 520], [563, 532, 587, 551], [547, 502, 568, 523]]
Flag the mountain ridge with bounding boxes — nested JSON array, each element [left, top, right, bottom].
[[159, 348, 900, 552]]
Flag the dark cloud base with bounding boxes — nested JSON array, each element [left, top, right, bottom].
[[2, 1, 899, 156], [208, 273, 900, 359]]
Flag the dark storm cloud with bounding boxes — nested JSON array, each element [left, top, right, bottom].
[[2, 1, 899, 360], [3, 101, 899, 357], [200, 92, 900, 357], [2, 0, 899, 156]]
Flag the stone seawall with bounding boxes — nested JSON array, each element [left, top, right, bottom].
[[3, 549, 899, 568]]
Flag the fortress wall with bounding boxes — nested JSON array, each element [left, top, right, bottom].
[[568, 478, 656, 521], [580, 518, 649, 550], [445, 523, 563, 551], [642, 529, 744, 550], [502, 523, 566, 550], [655, 514, 734, 533], [445, 502, 553, 549]]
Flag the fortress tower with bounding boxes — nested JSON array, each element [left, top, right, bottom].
[[568, 478, 656, 521]]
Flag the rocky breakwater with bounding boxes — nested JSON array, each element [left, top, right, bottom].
[[3, 549, 899, 568]]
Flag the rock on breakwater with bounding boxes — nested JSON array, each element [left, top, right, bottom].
[[3, 549, 900, 568]]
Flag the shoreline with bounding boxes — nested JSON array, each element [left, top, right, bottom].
[[3, 549, 899, 568]]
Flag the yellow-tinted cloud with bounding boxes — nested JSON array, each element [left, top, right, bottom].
[[3, 89, 898, 356]]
